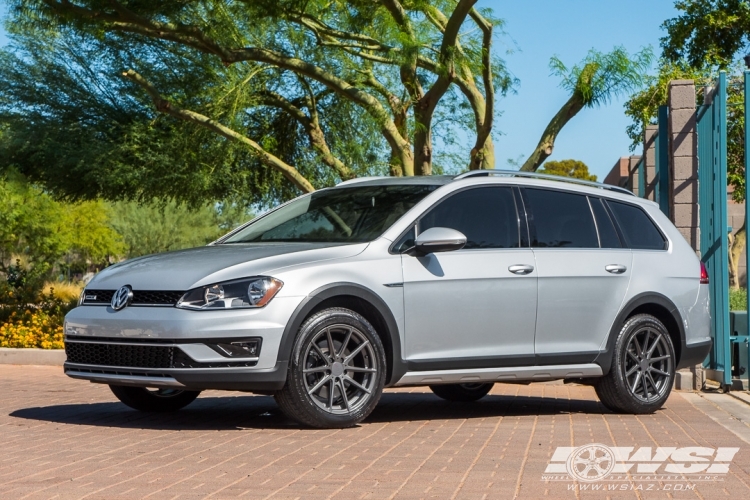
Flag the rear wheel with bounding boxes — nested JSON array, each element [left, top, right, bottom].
[[275, 307, 386, 428], [109, 385, 201, 412], [429, 383, 494, 402], [595, 314, 675, 414]]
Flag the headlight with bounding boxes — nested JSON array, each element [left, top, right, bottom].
[[176, 277, 283, 310]]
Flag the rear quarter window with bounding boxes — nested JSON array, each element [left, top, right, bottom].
[[607, 201, 667, 250]]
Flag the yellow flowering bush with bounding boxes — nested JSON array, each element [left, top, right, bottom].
[[0, 309, 64, 349]]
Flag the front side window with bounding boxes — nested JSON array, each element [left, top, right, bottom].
[[223, 185, 437, 243], [418, 187, 520, 249], [607, 201, 667, 250], [524, 188, 598, 248]]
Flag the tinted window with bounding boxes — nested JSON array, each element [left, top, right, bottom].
[[608, 201, 667, 250], [418, 187, 519, 249], [590, 198, 622, 248], [223, 185, 437, 243], [524, 189, 598, 248]]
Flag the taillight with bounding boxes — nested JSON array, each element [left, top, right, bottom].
[[700, 261, 709, 284]]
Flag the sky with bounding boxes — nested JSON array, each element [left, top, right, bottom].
[[481, 0, 678, 179], [0, 1, 679, 181]]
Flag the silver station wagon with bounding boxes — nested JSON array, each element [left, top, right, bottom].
[[64, 171, 712, 428]]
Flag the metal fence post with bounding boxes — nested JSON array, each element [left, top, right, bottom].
[[716, 72, 730, 386], [745, 70, 750, 386]]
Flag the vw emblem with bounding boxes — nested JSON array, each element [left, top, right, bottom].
[[111, 285, 133, 311]]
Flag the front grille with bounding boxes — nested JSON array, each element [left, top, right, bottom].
[[82, 289, 183, 306], [66, 342, 174, 368], [64, 341, 258, 369]]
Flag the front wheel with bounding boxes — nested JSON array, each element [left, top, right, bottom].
[[109, 385, 201, 412], [430, 383, 494, 402], [275, 307, 386, 428], [595, 314, 676, 414]]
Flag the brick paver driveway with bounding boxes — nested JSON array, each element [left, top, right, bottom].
[[1, 365, 749, 499]]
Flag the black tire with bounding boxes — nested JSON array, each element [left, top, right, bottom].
[[595, 314, 676, 414], [429, 383, 494, 402], [274, 307, 387, 428], [109, 385, 201, 412]]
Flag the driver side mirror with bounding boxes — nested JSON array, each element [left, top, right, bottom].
[[413, 227, 467, 255]]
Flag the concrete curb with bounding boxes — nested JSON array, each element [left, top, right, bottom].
[[0, 348, 66, 366]]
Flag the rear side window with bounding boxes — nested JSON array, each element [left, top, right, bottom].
[[418, 187, 519, 249], [524, 188, 598, 248], [607, 201, 667, 250], [589, 197, 622, 248]]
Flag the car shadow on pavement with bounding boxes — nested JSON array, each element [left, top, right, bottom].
[[9, 391, 608, 430]]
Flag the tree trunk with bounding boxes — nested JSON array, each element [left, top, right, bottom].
[[730, 221, 746, 289], [520, 93, 585, 172], [413, 104, 433, 176]]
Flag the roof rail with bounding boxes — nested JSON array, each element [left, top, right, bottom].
[[453, 169, 634, 196]]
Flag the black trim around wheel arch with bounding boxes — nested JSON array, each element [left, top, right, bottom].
[[277, 283, 405, 387], [594, 292, 687, 375]]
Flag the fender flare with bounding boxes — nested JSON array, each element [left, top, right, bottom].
[[277, 282, 406, 386], [595, 292, 686, 374]]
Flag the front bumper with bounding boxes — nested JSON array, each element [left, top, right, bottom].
[[62, 296, 302, 392], [64, 361, 288, 392]]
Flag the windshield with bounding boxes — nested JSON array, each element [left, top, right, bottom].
[[222, 184, 438, 243]]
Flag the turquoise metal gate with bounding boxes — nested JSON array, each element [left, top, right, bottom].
[[697, 72, 730, 385]]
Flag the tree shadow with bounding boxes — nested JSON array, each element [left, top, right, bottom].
[[9, 390, 608, 431]]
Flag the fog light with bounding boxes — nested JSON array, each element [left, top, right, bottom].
[[209, 339, 261, 358]]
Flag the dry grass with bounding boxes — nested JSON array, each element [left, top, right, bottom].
[[43, 281, 83, 303]]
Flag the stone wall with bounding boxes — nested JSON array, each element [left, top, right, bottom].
[[668, 80, 699, 253]]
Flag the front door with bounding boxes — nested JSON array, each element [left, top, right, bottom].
[[401, 186, 538, 367]]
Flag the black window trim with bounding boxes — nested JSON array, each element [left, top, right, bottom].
[[388, 185, 525, 254], [602, 198, 669, 251], [587, 196, 602, 248], [587, 195, 625, 249]]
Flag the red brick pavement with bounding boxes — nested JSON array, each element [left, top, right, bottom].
[[0, 365, 748, 499]]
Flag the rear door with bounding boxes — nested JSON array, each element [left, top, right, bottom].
[[522, 188, 633, 363]]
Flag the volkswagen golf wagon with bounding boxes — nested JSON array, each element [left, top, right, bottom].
[[63, 170, 712, 428]]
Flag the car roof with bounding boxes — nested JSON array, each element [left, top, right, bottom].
[[335, 175, 455, 187], [334, 171, 639, 202]]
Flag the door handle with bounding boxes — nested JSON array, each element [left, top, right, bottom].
[[605, 264, 628, 274], [508, 264, 534, 275]]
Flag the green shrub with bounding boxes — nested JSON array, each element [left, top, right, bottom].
[[730, 288, 748, 311]]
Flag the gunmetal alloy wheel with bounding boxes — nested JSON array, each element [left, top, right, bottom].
[[109, 385, 201, 412], [302, 324, 378, 415], [624, 327, 673, 403], [595, 314, 676, 414], [275, 307, 386, 428]]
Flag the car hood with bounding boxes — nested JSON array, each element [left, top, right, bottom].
[[87, 242, 368, 291]]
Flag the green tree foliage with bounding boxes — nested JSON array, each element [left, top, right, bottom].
[[662, 0, 750, 69], [635, 1, 750, 287], [0, 173, 125, 295], [537, 159, 597, 182], [1, 0, 515, 203], [520, 47, 653, 172], [109, 200, 252, 258], [0, 174, 69, 273]]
